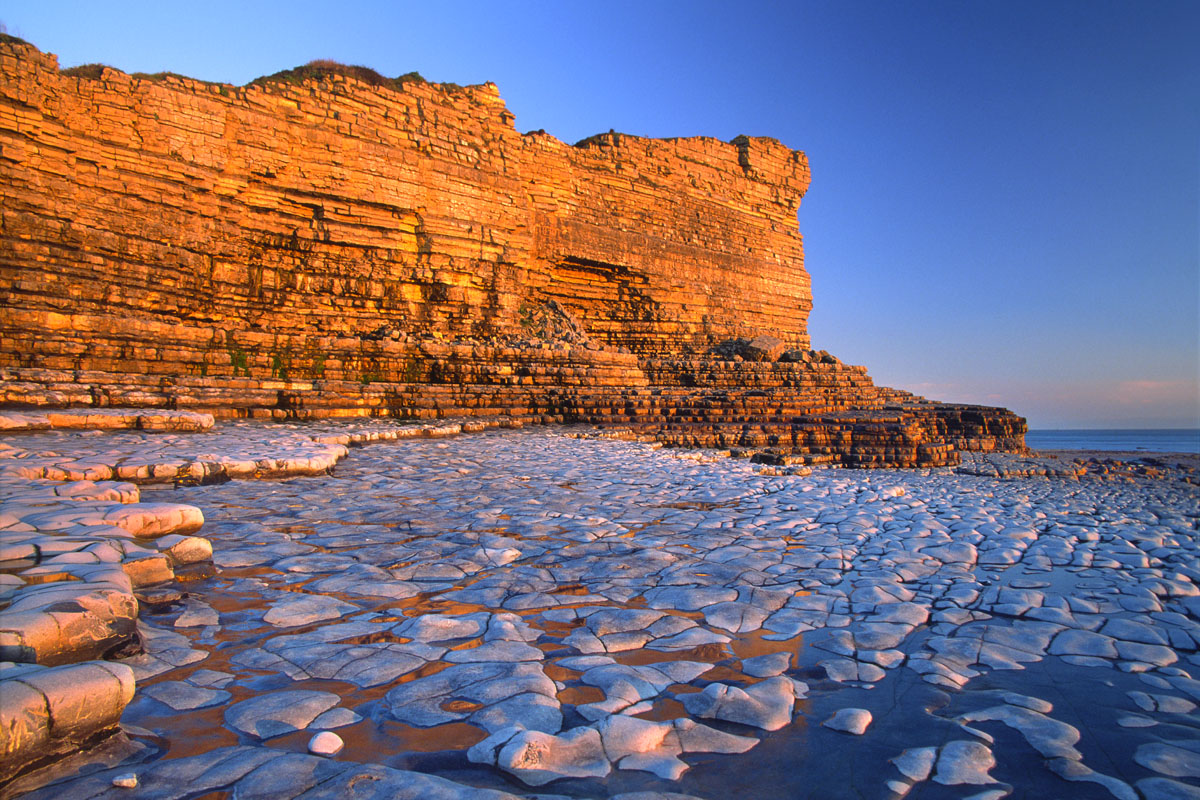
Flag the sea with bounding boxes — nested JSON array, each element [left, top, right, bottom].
[[1025, 429, 1200, 454]]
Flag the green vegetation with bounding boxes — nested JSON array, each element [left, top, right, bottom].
[[130, 71, 192, 82], [249, 60, 461, 92], [270, 353, 289, 381], [400, 356, 422, 383], [228, 346, 250, 377], [60, 63, 109, 79], [43, 46, 462, 95]]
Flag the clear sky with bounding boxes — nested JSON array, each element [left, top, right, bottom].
[[3, 1, 1198, 429]]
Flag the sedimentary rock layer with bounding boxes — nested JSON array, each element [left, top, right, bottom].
[[0, 38, 1026, 466], [0, 38, 809, 365]]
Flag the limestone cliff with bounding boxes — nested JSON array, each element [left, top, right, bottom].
[[0, 38, 1026, 467]]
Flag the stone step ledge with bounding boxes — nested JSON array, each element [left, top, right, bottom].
[[0, 660, 135, 781], [0, 409, 214, 433]]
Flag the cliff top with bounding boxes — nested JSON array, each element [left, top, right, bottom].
[[1, 35, 797, 158]]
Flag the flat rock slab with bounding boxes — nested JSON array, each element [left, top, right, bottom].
[[6, 425, 1200, 800], [1136, 742, 1200, 778], [142, 681, 230, 711], [823, 708, 872, 735], [262, 594, 358, 627], [470, 726, 610, 786], [933, 740, 997, 786], [0, 409, 215, 433], [224, 690, 341, 739], [680, 676, 796, 731]]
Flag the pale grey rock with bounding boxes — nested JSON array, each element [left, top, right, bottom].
[[585, 608, 667, 636], [649, 660, 714, 685], [933, 740, 997, 786], [311, 707, 362, 729], [385, 661, 555, 728], [1103, 617, 1170, 645], [646, 627, 731, 651], [1153, 694, 1199, 714], [111, 773, 138, 788], [644, 585, 739, 612], [470, 691, 563, 734], [857, 648, 906, 669], [174, 600, 219, 628], [960, 705, 1082, 760], [703, 601, 769, 633], [820, 658, 860, 682], [308, 731, 344, 756], [823, 707, 872, 735], [891, 746, 937, 781], [495, 727, 610, 786], [854, 622, 911, 650], [596, 631, 653, 652], [923, 542, 978, 565], [142, 680, 230, 711], [1116, 640, 1178, 666], [556, 655, 616, 671], [262, 594, 358, 627], [741, 651, 791, 677], [224, 690, 340, 739], [445, 640, 544, 663], [1063, 655, 1114, 668], [1001, 692, 1053, 713], [1048, 629, 1118, 658], [1047, 757, 1137, 800], [671, 717, 757, 754], [1136, 742, 1200, 778], [562, 627, 606, 654], [594, 714, 674, 761], [393, 612, 488, 642], [1137, 777, 1200, 800], [679, 676, 795, 731], [871, 601, 930, 626], [1117, 714, 1158, 727]]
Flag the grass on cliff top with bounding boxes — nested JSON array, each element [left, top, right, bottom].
[[249, 60, 462, 92], [55, 55, 462, 94], [60, 62, 205, 84], [60, 63, 113, 79]]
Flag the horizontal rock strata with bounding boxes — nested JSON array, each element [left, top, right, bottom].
[[0, 448, 215, 780], [0, 37, 1025, 467]]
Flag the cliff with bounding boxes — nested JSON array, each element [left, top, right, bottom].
[[0, 38, 1026, 467]]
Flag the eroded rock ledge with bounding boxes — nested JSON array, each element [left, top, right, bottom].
[[0, 37, 1025, 467]]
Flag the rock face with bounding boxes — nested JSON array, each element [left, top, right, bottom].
[[0, 37, 1026, 466]]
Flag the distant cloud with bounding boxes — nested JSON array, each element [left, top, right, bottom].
[[1112, 380, 1199, 406], [894, 377, 1199, 429]]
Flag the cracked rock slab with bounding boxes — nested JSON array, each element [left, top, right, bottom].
[[223, 690, 341, 739]]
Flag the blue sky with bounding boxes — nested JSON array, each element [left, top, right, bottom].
[[3, 1, 1197, 428]]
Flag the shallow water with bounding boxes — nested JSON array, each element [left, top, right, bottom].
[[12, 426, 1200, 799]]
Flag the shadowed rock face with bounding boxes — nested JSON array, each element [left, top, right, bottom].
[[0, 38, 1025, 466]]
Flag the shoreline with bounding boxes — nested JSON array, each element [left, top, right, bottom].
[[1029, 448, 1200, 473]]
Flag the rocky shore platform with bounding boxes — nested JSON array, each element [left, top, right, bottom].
[[2, 413, 1198, 799]]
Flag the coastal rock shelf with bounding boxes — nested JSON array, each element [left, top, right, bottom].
[[0, 37, 1026, 467], [3, 421, 1197, 798]]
